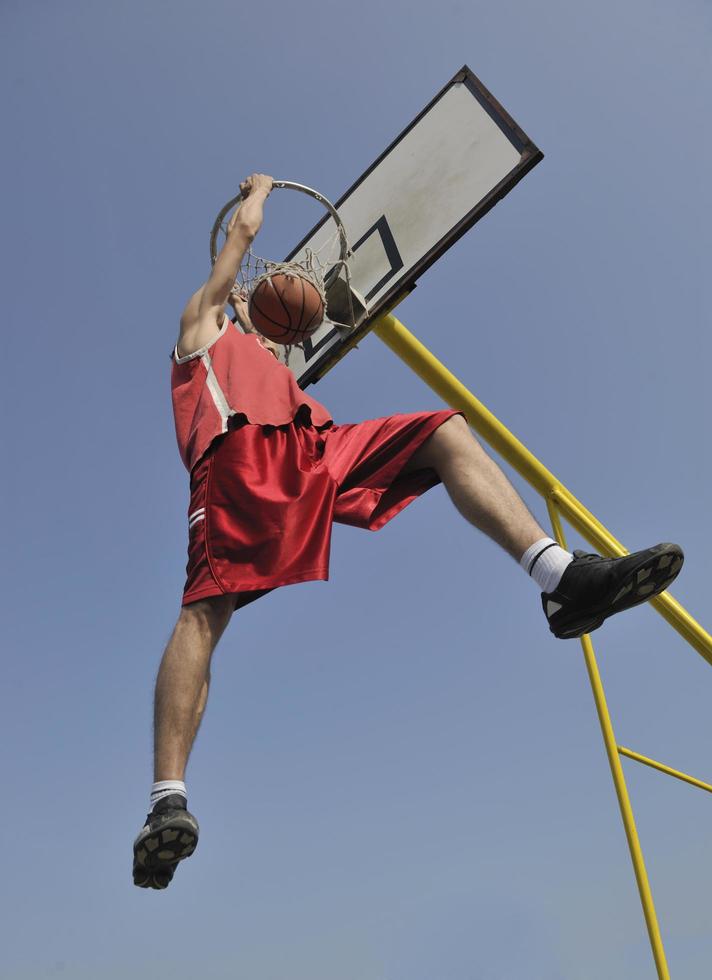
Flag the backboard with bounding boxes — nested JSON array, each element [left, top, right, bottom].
[[286, 65, 543, 387]]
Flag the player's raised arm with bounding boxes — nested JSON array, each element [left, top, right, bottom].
[[177, 174, 273, 356], [201, 174, 273, 317]]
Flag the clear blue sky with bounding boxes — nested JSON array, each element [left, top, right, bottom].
[[2, 1, 712, 978]]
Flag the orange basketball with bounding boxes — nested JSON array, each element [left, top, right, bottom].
[[248, 273, 325, 345]]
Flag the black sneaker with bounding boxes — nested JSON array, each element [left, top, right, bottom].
[[542, 542, 684, 639], [132, 794, 199, 890]]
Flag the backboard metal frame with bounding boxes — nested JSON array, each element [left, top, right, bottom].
[[289, 65, 543, 388]]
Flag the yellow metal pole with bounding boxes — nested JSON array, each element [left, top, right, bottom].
[[546, 501, 671, 978], [370, 314, 679, 978], [372, 313, 712, 666], [580, 634, 671, 980]]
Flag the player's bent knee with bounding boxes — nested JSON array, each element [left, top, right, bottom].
[[433, 413, 471, 450], [444, 413, 470, 435], [407, 414, 471, 473]]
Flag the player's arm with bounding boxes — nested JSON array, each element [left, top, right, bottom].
[[200, 174, 273, 317], [177, 174, 273, 357]]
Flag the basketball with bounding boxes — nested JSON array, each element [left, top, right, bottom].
[[248, 273, 325, 345]]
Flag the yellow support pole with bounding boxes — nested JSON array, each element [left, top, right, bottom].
[[370, 312, 695, 980], [372, 313, 712, 667], [546, 500, 670, 979], [580, 633, 671, 980]]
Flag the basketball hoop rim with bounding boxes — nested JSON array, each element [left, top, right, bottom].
[[209, 180, 350, 267]]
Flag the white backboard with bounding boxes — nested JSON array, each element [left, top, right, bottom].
[[286, 66, 542, 386]]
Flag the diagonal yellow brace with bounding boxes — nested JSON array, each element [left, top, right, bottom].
[[618, 746, 712, 795]]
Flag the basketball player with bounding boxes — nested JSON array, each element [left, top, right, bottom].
[[133, 173, 684, 889]]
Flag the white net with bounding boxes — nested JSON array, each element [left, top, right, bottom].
[[233, 225, 347, 308]]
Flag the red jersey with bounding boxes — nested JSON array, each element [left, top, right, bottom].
[[171, 316, 333, 472]]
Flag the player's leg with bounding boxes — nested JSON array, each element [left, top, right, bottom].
[[153, 595, 233, 780], [133, 594, 234, 889], [402, 414, 683, 637], [402, 413, 544, 559]]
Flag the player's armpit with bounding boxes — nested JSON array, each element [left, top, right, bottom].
[[175, 310, 227, 359]]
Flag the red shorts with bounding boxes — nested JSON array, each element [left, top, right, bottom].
[[182, 409, 459, 609]]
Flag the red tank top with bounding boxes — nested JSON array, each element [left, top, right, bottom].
[[171, 316, 333, 472]]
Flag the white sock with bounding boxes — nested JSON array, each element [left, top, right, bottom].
[[150, 780, 187, 811], [520, 537, 574, 593]]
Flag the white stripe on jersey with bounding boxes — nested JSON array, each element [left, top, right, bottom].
[[201, 351, 234, 434]]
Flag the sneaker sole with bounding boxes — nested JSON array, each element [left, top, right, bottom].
[[133, 813, 199, 881], [552, 543, 684, 639], [133, 863, 176, 889]]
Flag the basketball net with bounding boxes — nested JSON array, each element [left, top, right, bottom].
[[236, 239, 337, 312]]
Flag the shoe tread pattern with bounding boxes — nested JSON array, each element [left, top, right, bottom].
[[132, 807, 199, 889], [548, 543, 683, 639]]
